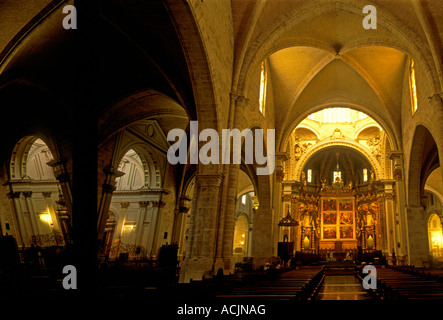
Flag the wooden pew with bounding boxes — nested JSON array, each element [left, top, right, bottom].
[[371, 267, 443, 300], [216, 266, 325, 302]]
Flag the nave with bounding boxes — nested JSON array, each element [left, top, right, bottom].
[[92, 261, 443, 303]]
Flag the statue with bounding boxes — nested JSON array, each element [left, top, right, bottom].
[[321, 177, 327, 191], [301, 171, 307, 186]]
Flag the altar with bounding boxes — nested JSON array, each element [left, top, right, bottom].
[[280, 175, 385, 258], [319, 197, 357, 251]]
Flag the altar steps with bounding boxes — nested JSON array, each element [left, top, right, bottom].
[[324, 261, 356, 275]]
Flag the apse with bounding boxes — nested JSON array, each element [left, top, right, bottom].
[[302, 146, 373, 187]]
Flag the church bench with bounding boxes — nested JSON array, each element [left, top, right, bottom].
[[216, 266, 324, 301], [374, 267, 443, 300]]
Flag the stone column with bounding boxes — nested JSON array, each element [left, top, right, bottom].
[[114, 202, 130, 259], [173, 198, 190, 258], [15, 192, 30, 246], [380, 180, 397, 263], [6, 191, 23, 245], [97, 165, 125, 239], [23, 191, 39, 236], [46, 158, 72, 217], [148, 200, 165, 258], [135, 201, 149, 247], [179, 173, 223, 283], [389, 150, 407, 262], [184, 186, 198, 261], [251, 176, 273, 269], [172, 197, 191, 245], [214, 165, 238, 275], [274, 152, 288, 255], [405, 205, 429, 267]]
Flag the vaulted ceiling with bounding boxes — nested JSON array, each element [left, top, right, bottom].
[[231, 0, 443, 152]]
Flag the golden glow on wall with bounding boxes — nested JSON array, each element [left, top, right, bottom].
[[409, 58, 418, 114], [259, 61, 267, 116], [40, 210, 53, 225], [428, 213, 443, 258], [233, 215, 248, 254]]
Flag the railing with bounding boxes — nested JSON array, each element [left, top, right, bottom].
[[100, 242, 148, 261], [31, 232, 65, 247]]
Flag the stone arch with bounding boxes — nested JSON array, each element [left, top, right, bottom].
[[356, 125, 383, 139], [279, 102, 399, 154], [9, 134, 56, 180], [114, 142, 164, 189], [408, 124, 440, 206], [233, 214, 249, 257], [98, 89, 189, 147], [164, 0, 221, 133], [293, 126, 320, 141]]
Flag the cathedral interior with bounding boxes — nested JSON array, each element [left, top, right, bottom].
[[1, 0, 443, 310]]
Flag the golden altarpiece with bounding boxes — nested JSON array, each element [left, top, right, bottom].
[[279, 177, 392, 260]]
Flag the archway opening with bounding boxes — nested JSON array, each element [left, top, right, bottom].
[[5, 135, 69, 274], [428, 213, 443, 262]]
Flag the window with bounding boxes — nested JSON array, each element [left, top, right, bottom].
[[333, 171, 342, 183], [363, 168, 368, 182], [259, 60, 267, 116], [409, 58, 418, 114], [241, 194, 246, 205], [307, 108, 368, 123], [307, 169, 312, 183]]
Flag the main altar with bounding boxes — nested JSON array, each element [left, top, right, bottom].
[[279, 176, 392, 261]]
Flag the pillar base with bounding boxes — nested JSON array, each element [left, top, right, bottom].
[[179, 258, 213, 283], [213, 258, 234, 276]]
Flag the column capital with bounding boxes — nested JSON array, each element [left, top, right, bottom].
[[120, 202, 130, 209], [428, 92, 443, 108], [138, 201, 150, 208], [47, 158, 70, 182], [42, 191, 52, 198], [23, 191, 33, 198], [46, 157, 68, 168], [230, 93, 249, 106], [389, 150, 403, 181], [195, 173, 223, 187], [152, 200, 166, 208], [7, 191, 21, 199], [103, 164, 125, 178], [275, 151, 289, 182]]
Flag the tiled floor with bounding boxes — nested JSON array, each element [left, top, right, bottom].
[[316, 275, 372, 300]]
